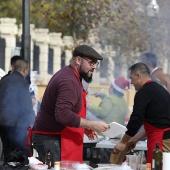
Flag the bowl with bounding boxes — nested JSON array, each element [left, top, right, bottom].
[[60, 161, 80, 170]]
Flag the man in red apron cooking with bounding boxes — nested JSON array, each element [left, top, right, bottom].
[[30, 45, 109, 166], [113, 62, 170, 165]]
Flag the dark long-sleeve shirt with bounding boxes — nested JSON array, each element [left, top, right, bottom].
[[34, 65, 82, 132], [126, 82, 170, 137]]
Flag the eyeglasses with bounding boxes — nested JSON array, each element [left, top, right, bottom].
[[82, 57, 99, 66]]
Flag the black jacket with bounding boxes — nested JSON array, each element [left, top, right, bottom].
[[0, 71, 35, 127]]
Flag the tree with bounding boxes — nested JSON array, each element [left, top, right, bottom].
[[0, 0, 112, 42], [0, 0, 22, 25], [30, 0, 113, 42], [97, 0, 168, 77]]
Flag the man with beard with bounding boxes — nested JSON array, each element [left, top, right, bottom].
[[30, 45, 109, 166]]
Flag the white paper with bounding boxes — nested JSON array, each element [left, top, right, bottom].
[[103, 122, 127, 138], [28, 157, 48, 170], [74, 163, 93, 170], [163, 152, 170, 170], [28, 157, 43, 165]]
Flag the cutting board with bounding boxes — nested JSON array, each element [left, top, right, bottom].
[[103, 122, 127, 138]]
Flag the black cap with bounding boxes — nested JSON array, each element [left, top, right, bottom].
[[73, 45, 103, 60]]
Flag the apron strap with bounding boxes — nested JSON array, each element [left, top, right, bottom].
[[26, 127, 60, 156]]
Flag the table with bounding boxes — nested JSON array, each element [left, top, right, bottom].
[[96, 139, 147, 168], [96, 139, 147, 151], [83, 135, 104, 152], [84, 134, 104, 144]]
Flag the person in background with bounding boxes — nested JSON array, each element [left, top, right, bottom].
[[1, 55, 23, 79], [1, 55, 35, 113], [113, 62, 170, 166], [31, 45, 109, 166], [30, 90, 41, 115], [1, 55, 31, 85], [0, 68, 6, 80], [0, 59, 35, 164], [140, 52, 170, 93], [88, 77, 129, 125]]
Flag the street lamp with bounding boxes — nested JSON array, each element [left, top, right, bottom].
[[21, 0, 31, 72], [147, 0, 159, 52], [147, 0, 159, 17]]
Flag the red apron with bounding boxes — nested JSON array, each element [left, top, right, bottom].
[[61, 88, 86, 162], [26, 68, 87, 163], [144, 121, 170, 164]]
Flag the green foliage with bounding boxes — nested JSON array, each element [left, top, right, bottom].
[[0, 0, 22, 25], [0, 0, 112, 41], [30, 0, 112, 41]]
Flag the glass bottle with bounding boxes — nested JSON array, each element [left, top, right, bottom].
[[46, 149, 51, 169], [54, 161, 60, 170], [152, 143, 162, 170]]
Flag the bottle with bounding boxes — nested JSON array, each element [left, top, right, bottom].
[[46, 149, 51, 169], [152, 143, 162, 170], [54, 161, 60, 170]]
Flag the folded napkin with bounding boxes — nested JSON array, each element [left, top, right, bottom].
[[28, 157, 48, 170], [28, 157, 43, 165]]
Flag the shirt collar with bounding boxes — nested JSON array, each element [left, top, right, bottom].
[[150, 67, 158, 75]]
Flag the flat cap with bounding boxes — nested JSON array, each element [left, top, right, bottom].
[[73, 45, 103, 60]]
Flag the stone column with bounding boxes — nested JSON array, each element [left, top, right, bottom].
[[104, 45, 116, 84], [18, 24, 35, 71], [162, 58, 168, 74], [167, 59, 170, 75], [34, 28, 49, 83], [30, 71, 39, 115], [91, 43, 102, 85], [119, 62, 128, 79], [107, 56, 114, 83], [0, 18, 18, 72], [49, 33, 63, 73], [63, 36, 74, 65]]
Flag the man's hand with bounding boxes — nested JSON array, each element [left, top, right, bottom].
[[127, 138, 138, 151], [93, 92, 102, 98], [84, 129, 98, 140], [80, 118, 109, 133], [112, 133, 132, 154], [90, 121, 109, 133], [113, 141, 126, 154], [126, 128, 146, 151], [92, 92, 106, 99]]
